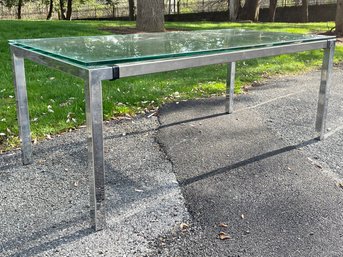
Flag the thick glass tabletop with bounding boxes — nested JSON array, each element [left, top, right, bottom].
[[9, 29, 334, 67]]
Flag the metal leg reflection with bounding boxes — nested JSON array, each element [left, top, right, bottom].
[[11, 48, 32, 165], [225, 62, 236, 114], [85, 72, 106, 231], [315, 40, 335, 140]]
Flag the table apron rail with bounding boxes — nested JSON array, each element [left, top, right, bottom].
[[117, 40, 330, 78]]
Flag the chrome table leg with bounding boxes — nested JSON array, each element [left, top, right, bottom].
[[315, 40, 335, 140], [225, 62, 236, 114], [85, 71, 106, 231], [11, 48, 32, 165]]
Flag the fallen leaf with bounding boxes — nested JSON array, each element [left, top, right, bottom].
[[241, 214, 245, 219], [218, 232, 231, 240], [37, 159, 45, 164], [315, 163, 322, 169], [173, 91, 180, 98], [287, 167, 292, 171], [147, 112, 156, 118], [180, 223, 189, 230], [219, 223, 228, 228]]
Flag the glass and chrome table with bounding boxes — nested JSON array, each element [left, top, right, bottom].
[[9, 29, 336, 231]]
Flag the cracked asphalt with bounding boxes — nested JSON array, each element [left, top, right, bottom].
[[1, 66, 343, 256]]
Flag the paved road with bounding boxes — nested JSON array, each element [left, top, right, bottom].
[[1, 66, 343, 256]]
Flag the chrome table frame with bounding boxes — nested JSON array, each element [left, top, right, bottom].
[[10, 38, 335, 231]]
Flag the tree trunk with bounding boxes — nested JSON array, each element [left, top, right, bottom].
[[269, 0, 277, 22], [136, 0, 165, 32], [59, 0, 66, 20], [128, 0, 135, 20], [47, 0, 54, 20], [229, 0, 240, 21], [336, 0, 343, 35], [66, 0, 72, 20], [239, 0, 261, 21], [17, 0, 22, 19], [301, 0, 308, 22]]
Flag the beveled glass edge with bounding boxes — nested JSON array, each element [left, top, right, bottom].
[[81, 36, 336, 66], [9, 42, 90, 68]]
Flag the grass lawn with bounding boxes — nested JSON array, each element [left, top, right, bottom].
[[0, 20, 342, 152]]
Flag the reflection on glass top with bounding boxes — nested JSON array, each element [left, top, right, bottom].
[[9, 29, 334, 67]]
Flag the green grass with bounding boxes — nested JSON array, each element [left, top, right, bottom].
[[0, 20, 342, 152]]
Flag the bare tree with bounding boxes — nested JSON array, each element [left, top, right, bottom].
[[58, 0, 72, 20], [301, 0, 308, 22], [17, 0, 23, 19], [269, 0, 277, 22], [59, 0, 66, 19], [229, 0, 240, 21], [128, 0, 135, 20], [47, 0, 54, 20], [136, 0, 165, 32], [336, 0, 343, 35], [239, 0, 261, 21], [2, 0, 30, 19], [66, 0, 72, 20]]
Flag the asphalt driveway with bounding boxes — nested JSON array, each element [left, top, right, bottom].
[[1, 66, 343, 256]]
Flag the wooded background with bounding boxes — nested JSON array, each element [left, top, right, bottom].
[[0, 0, 337, 21], [1, 0, 342, 35]]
